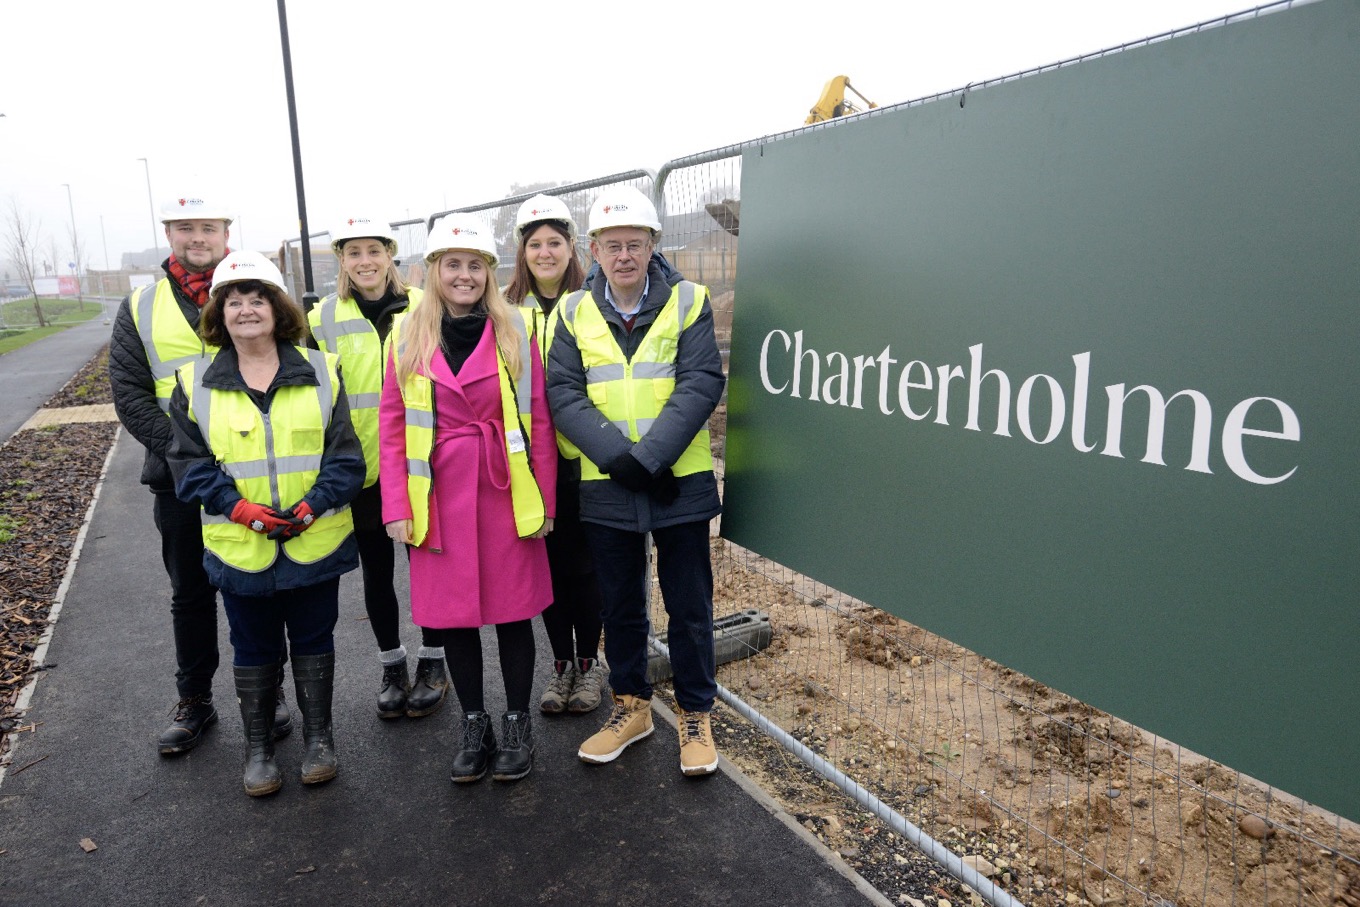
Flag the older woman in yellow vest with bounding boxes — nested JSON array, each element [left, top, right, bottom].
[[378, 213, 556, 783], [309, 216, 452, 721], [168, 251, 365, 797], [503, 195, 610, 716]]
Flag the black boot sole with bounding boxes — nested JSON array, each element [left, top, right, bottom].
[[492, 761, 534, 782], [450, 767, 488, 784], [405, 690, 448, 718]]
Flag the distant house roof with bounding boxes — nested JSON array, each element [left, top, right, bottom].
[[121, 248, 168, 270]]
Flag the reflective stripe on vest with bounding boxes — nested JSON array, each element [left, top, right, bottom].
[[307, 287, 422, 487], [558, 281, 713, 482], [390, 312, 545, 548], [182, 347, 353, 573], [131, 279, 215, 412], [521, 295, 583, 461]]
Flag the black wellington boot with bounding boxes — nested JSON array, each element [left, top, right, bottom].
[[450, 711, 496, 783], [491, 711, 535, 782], [234, 664, 282, 797], [292, 652, 338, 785], [273, 657, 293, 739], [405, 655, 449, 718]]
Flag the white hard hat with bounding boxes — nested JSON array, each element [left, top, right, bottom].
[[588, 186, 660, 237], [513, 194, 577, 246], [331, 216, 398, 255], [160, 195, 234, 225], [210, 250, 287, 297], [425, 213, 498, 268]]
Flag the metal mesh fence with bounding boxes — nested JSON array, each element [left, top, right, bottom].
[[269, 4, 1358, 901], [278, 231, 337, 305], [426, 170, 656, 292]]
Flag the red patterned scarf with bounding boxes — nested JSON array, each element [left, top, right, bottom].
[[167, 251, 228, 308]]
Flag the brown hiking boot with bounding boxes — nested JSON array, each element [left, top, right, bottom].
[[578, 694, 653, 764], [678, 709, 718, 776]]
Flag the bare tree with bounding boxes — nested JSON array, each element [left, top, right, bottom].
[[1, 196, 47, 327]]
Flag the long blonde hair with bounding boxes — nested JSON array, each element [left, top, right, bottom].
[[395, 252, 522, 385]]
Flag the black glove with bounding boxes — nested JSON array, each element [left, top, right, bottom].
[[266, 501, 314, 541], [650, 467, 679, 505], [604, 451, 652, 493]]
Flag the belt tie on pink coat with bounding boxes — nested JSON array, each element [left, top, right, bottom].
[[422, 417, 510, 552]]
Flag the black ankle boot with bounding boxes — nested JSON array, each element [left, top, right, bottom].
[[234, 665, 281, 797], [450, 711, 496, 783], [406, 655, 449, 718], [274, 658, 293, 739], [292, 653, 337, 785], [491, 711, 535, 782], [377, 661, 410, 719], [158, 692, 218, 756]]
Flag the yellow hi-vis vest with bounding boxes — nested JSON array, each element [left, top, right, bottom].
[[557, 281, 713, 483], [520, 294, 582, 462], [130, 279, 217, 412], [180, 348, 354, 573], [308, 287, 423, 487], [389, 312, 545, 549]]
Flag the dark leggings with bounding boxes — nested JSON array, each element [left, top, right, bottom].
[[440, 620, 536, 714], [352, 488, 440, 653], [541, 471, 604, 664]]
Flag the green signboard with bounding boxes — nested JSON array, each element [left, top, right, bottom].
[[723, 0, 1359, 820]]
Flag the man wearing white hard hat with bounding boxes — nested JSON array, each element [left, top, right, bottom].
[[110, 195, 292, 755], [166, 250, 365, 796], [546, 185, 727, 776]]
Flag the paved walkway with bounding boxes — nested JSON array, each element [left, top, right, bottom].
[[0, 316, 114, 441], [0, 328, 885, 906]]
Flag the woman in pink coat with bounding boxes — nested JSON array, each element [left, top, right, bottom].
[[379, 213, 556, 783]]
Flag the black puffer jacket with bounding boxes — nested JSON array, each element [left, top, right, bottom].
[[108, 263, 209, 492]]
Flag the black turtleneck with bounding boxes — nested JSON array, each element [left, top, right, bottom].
[[355, 287, 409, 342], [440, 306, 488, 376]]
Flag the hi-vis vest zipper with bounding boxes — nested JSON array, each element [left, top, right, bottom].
[[556, 281, 713, 483], [131, 279, 217, 412], [389, 312, 545, 549], [180, 348, 353, 573], [308, 287, 424, 487]]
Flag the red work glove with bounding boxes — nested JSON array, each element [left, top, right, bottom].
[[266, 501, 316, 541], [230, 500, 296, 535]]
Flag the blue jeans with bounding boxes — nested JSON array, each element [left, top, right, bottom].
[[583, 520, 716, 712], [221, 578, 340, 667]]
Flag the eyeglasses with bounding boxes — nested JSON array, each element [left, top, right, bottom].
[[599, 240, 650, 257]]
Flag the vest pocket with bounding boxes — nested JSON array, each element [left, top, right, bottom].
[[291, 428, 323, 451]]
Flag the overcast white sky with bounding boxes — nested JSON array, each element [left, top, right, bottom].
[[1, 0, 1275, 271]]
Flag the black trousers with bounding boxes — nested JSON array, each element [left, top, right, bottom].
[[152, 490, 220, 698]]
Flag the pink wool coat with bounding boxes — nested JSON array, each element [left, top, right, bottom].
[[378, 321, 556, 629]]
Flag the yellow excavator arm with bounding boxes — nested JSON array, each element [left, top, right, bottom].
[[806, 75, 879, 125]]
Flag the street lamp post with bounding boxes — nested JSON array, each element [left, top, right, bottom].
[[137, 157, 159, 259], [100, 214, 113, 321], [61, 183, 83, 302]]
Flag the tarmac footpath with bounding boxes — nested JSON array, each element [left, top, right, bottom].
[[0, 333, 885, 905]]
